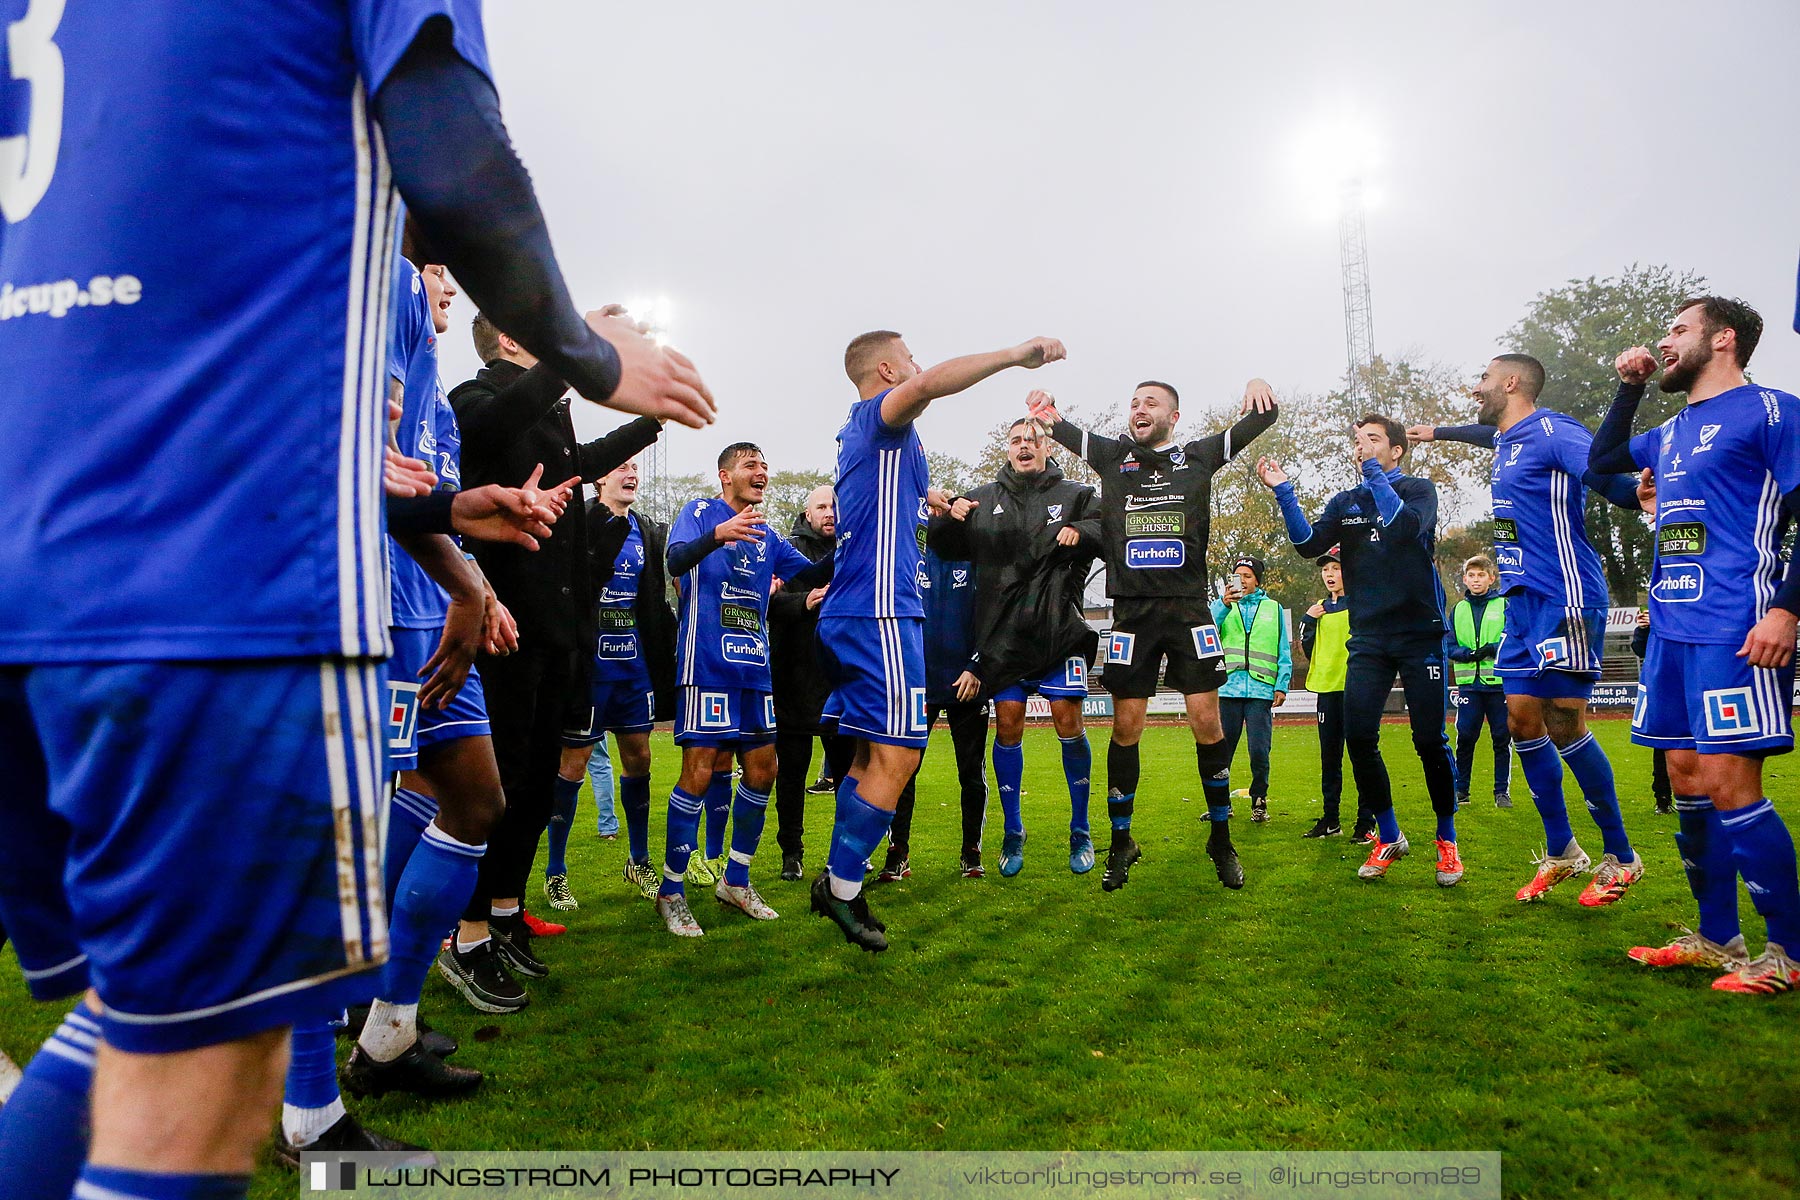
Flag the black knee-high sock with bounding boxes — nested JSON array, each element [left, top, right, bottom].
[[1197, 738, 1232, 846], [1106, 740, 1139, 836]]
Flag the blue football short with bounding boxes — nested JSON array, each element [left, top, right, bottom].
[[674, 685, 776, 748], [817, 615, 928, 747], [1632, 632, 1795, 756], [993, 654, 1090, 704], [1495, 592, 1603, 699], [0, 658, 387, 1052], [562, 667, 657, 747], [387, 627, 491, 770]]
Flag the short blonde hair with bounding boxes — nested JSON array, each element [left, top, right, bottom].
[[1463, 554, 1497, 576]]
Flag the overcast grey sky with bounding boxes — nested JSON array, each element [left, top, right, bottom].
[[437, 0, 1800, 481]]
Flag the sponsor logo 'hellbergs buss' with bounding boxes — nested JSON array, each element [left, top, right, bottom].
[[1125, 539, 1185, 569]]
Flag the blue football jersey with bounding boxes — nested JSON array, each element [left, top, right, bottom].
[[387, 258, 461, 629], [595, 513, 652, 686], [1629, 384, 1800, 643], [1490, 409, 1610, 608], [671, 497, 814, 691], [0, 1, 489, 663], [820, 393, 930, 620]]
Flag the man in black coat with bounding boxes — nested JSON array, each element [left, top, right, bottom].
[[446, 313, 664, 984], [930, 418, 1100, 879], [767, 486, 852, 880]]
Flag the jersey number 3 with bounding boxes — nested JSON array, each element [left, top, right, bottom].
[[1, 0, 66, 224]]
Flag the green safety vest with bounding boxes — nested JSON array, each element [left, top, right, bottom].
[[1221, 595, 1285, 686], [1452, 596, 1506, 686], [1307, 607, 1350, 693]]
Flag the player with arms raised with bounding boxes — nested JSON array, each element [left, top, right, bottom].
[[1028, 379, 1278, 893], [812, 331, 1065, 951]]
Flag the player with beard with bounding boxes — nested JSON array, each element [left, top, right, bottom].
[[1408, 354, 1647, 906], [1028, 380, 1279, 893], [930, 415, 1101, 877], [1592, 298, 1800, 993]]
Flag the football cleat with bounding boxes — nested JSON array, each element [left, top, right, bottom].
[[1628, 928, 1749, 970], [809, 872, 887, 952], [543, 874, 578, 911], [684, 853, 719, 887], [1069, 830, 1096, 874], [716, 880, 779, 920], [1711, 943, 1800, 995], [656, 892, 704, 937], [1301, 819, 1341, 839], [1514, 844, 1591, 902], [1434, 839, 1464, 887], [271, 1113, 427, 1171], [622, 858, 661, 900], [999, 830, 1026, 877], [1101, 836, 1141, 892], [342, 1040, 482, 1100], [1357, 835, 1410, 879], [1207, 840, 1245, 889], [960, 848, 985, 879], [519, 910, 564, 938], [1577, 852, 1644, 907]]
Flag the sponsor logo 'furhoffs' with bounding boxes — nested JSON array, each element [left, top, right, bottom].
[[1125, 539, 1185, 569]]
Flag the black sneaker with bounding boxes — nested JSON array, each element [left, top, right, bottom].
[[1101, 836, 1141, 892], [780, 851, 804, 881], [435, 940, 528, 1014], [1456, 792, 1470, 811], [809, 872, 887, 952], [1654, 797, 1674, 815], [488, 913, 549, 979], [1351, 819, 1377, 845], [1494, 791, 1513, 810], [343, 1040, 482, 1100], [960, 848, 985, 878], [806, 773, 836, 795], [342, 1005, 458, 1059], [875, 848, 911, 883], [1250, 798, 1269, 823], [1302, 818, 1341, 839], [1208, 840, 1245, 889], [271, 1112, 428, 1171]]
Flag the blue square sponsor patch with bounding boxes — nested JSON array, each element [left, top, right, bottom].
[[1535, 636, 1569, 669], [909, 687, 928, 733], [386, 680, 420, 749], [700, 692, 730, 729], [1631, 682, 1648, 730], [1703, 687, 1758, 737], [1064, 656, 1086, 688], [1192, 624, 1222, 658], [1106, 631, 1135, 666]]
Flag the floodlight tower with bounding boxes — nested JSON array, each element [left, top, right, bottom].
[[1337, 175, 1375, 402]]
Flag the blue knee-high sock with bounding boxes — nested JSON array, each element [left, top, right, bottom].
[[723, 783, 770, 887], [1514, 735, 1575, 853], [660, 786, 704, 897], [384, 786, 435, 909], [76, 1165, 249, 1200], [620, 774, 652, 863], [826, 777, 896, 897], [1560, 732, 1632, 861], [546, 773, 581, 878], [1196, 739, 1232, 832], [0, 1006, 97, 1200], [704, 770, 733, 860], [993, 740, 1025, 836], [1106, 740, 1138, 834], [1675, 796, 1740, 946], [1721, 799, 1800, 950], [283, 1017, 340, 1146], [1061, 732, 1092, 834], [383, 821, 483, 1005]]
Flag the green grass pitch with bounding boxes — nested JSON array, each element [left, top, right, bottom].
[[1, 719, 1793, 1199]]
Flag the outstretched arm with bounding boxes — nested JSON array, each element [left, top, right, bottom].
[[1409, 423, 1496, 449], [881, 339, 1066, 428], [1256, 457, 1340, 557], [1029, 391, 1126, 474]]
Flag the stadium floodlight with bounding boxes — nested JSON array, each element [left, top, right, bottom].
[[1292, 109, 1380, 399]]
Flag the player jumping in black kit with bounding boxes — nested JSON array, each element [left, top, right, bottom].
[[1030, 379, 1278, 892]]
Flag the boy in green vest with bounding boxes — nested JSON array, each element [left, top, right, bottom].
[[1298, 549, 1360, 839], [1210, 556, 1291, 823], [1445, 554, 1512, 808]]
